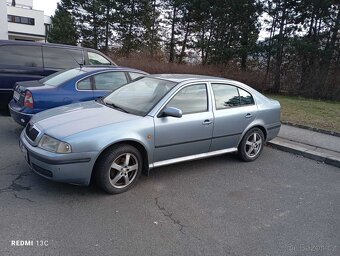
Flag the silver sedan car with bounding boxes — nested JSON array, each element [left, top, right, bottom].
[[19, 74, 281, 194]]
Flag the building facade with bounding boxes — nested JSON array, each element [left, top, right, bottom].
[[0, 0, 51, 42]]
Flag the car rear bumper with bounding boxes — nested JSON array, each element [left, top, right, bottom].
[[8, 100, 33, 126], [266, 123, 281, 141], [19, 131, 98, 186]]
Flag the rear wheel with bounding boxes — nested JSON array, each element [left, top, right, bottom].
[[238, 128, 264, 162], [95, 144, 142, 194]]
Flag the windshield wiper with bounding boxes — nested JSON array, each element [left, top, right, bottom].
[[104, 102, 130, 113]]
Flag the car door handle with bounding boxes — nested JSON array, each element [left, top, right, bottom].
[[245, 113, 253, 118], [202, 119, 213, 125]]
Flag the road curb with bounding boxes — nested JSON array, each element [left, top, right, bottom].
[[281, 121, 340, 137], [267, 137, 340, 168]]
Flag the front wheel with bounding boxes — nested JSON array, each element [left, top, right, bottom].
[[238, 128, 264, 162], [95, 144, 142, 194]]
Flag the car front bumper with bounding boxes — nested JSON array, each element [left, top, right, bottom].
[[19, 131, 98, 186]]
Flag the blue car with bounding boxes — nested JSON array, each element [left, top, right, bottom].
[[9, 66, 148, 126], [0, 40, 117, 110]]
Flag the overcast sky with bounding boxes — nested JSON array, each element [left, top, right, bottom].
[[33, 0, 60, 16]]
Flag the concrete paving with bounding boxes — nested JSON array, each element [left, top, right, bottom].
[[278, 125, 340, 153], [268, 125, 340, 168]]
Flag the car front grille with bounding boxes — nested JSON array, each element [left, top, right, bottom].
[[25, 123, 39, 142]]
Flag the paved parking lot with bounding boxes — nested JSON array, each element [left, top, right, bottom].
[[0, 113, 339, 256]]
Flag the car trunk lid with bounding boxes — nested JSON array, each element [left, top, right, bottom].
[[13, 80, 44, 107]]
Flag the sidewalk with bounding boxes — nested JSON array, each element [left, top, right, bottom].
[[267, 124, 340, 168]]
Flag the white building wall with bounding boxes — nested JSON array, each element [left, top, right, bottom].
[[2, 0, 51, 42], [7, 6, 46, 37], [0, 0, 9, 40]]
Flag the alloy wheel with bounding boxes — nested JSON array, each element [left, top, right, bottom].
[[109, 153, 139, 189], [245, 132, 262, 158]]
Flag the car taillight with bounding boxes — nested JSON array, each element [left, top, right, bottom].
[[24, 90, 34, 108]]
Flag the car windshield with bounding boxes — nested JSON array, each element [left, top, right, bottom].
[[103, 77, 177, 116], [41, 68, 86, 87]]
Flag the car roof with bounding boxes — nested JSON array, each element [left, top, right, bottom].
[[75, 66, 148, 74], [0, 39, 85, 50], [148, 74, 234, 83]]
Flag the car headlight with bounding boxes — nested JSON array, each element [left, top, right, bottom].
[[38, 135, 72, 154]]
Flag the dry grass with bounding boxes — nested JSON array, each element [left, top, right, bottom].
[[268, 94, 340, 132]]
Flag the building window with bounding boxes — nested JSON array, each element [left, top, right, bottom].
[[7, 15, 35, 25]]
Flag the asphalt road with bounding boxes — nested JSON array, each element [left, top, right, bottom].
[[0, 113, 339, 256]]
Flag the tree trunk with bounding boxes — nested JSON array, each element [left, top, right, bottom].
[[316, 9, 340, 97], [240, 32, 249, 71], [264, 11, 277, 83], [93, 7, 98, 49], [273, 7, 286, 93], [178, 22, 190, 64], [169, 5, 177, 63], [105, 5, 109, 51], [150, 0, 157, 58]]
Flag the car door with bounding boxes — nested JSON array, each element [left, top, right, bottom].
[[153, 83, 214, 162], [210, 83, 257, 151], [92, 71, 129, 99]]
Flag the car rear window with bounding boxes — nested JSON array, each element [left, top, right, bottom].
[[0, 45, 42, 67], [239, 88, 254, 105], [43, 69, 86, 87]]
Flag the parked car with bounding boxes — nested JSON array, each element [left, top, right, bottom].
[[9, 66, 148, 126], [0, 40, 116, 109], [19, 74, 281, 194]]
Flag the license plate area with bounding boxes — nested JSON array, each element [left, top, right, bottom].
[[13, 91, 20, 101]]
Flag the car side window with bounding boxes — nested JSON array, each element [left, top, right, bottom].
[[166, 84, 208, 115], [88, 51, 111, 65], [93, 72, 127, 90], [129, 72, 146, 80], [0, 45, 42, 67], [212, 84, 240, 109], [43, 47, 83, 69], [239, 88, 254, 105], [77, 77, 92, 90]]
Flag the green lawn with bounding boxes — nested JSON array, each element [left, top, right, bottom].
[[266, 94, 340, 132]]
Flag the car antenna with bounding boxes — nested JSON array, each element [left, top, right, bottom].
[[70, 54, 84, 69]]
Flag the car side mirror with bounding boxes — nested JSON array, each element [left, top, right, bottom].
[[161, 107, 182, 118]]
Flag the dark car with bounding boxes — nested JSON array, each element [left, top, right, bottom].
[[9, 66, 148, 126], [0, 40, 116, 109]]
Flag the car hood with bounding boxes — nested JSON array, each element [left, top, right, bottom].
[[31, 101, 141, 138]]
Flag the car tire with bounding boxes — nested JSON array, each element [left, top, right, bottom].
[[238, 128, 264, 162], [95, 144, 142, 194]]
